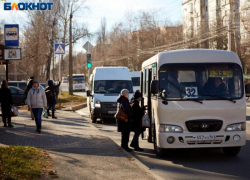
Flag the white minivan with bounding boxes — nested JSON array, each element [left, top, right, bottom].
[[87, 67, 133, 123], [130, 71, 141, 92], [142, 49, 250, 157]]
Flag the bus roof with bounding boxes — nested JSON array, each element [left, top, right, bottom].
[[142, 49, 242, 68], [93, 67, 131, 81]]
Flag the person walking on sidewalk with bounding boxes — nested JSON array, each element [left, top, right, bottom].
[[0, 80, 14, 127], [27, 80, 47, 133], [45, 80, 61, 119], [116, 89, 133, 152], [25, 76, 35, 120], [130, 91, 146, 151]]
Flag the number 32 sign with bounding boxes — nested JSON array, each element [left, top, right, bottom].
[[185, 87, 198, 98]]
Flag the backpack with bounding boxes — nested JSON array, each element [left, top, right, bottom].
[[45, 89, 53, 99]]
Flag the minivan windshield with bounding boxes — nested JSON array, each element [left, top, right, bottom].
[[159, 63, 243, 100], [132, 77, 140, 86], [94, 80, 133, 94]]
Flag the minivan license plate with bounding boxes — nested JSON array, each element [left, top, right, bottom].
[[193, 135, 216, 140]]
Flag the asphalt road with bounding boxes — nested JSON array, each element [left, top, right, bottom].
[[77, 106, 250, 180]]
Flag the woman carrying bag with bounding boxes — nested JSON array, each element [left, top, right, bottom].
[[130, 91, 146, 151], [27, 80, 47, 133], [116, 89, 133, 152], [0, 80, 14, 127]]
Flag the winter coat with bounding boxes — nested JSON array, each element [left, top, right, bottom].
[[27, 86, 47, 109], [0, 88, 13, 111], [131, 99, 145, 133], [45, 80, 61, 105], [116, 95, 133, 132]]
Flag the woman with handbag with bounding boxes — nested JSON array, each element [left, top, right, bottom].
[[0, 80, 14, 127], [116, 89, 133, 152], [130, 91, 146, 151], [27, 80, 47, 133]]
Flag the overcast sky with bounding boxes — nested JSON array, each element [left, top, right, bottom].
[[0, 0, 183, 53]]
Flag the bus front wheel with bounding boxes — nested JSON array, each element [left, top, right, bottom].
[[222, 147, 241, 156], [154, 126, 165, 157]]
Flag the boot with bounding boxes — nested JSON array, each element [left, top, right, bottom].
[[8, 118, 14, 128], [47, 109, 51, 117], [52, 110, 57, 119]]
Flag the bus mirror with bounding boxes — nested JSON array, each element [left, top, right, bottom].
[[151, 80, 159, 94], [245, 84, 250, 97], [87, 90, 92, 97]]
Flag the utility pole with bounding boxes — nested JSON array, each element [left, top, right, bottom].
[[228, 17, 232, 51], [69, 13, 73, 95]]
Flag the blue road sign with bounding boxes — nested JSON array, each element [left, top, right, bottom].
[[4, 24, 19, 47], [55, 44, 65, 55]]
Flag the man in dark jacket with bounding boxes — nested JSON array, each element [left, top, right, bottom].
[[45, 80, 61, 119], [130, 91, 146, 151], [116, 89, 133, 152], [0, 80, 14, 127]]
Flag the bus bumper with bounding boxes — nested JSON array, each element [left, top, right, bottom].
[[157, 131, 246, 148]]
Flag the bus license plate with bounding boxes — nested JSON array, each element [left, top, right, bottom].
[[108, 111, 117, 114], [193, 135, 216, 141]]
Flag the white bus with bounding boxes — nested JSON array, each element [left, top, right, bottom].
[[68, 74, 86, 92], [142, 49, 249, 157]]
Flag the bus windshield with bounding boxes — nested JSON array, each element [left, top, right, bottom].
[[159, 63, 243, 100], [73, 76, 85, 84], [94, 80, 133, 94]]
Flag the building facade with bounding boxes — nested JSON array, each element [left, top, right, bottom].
[[182, 0, 241, 51]]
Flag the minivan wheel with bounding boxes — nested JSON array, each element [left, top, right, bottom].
[[222, 147, 241, 156], [154, 127, 165, 157]]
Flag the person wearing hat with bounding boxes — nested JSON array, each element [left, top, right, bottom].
[[130, 91, 146, 151], [27, 80, 47, 133], [0, 80, 14, 127], [116, 89, 133, 152]]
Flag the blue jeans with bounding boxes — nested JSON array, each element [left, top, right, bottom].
[[32, 108, 43, 129], [48, 104, 55, 111]]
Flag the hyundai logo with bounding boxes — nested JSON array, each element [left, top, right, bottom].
[[201, 123, 209, 129]]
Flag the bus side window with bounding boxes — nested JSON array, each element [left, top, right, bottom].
[[143, 69, 147, 95]]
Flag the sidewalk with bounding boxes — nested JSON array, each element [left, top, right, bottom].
[[0, 111, 154, 180]]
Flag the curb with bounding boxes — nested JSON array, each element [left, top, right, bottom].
[[62, 103, 87, 111], [76, 109, 165, 180]]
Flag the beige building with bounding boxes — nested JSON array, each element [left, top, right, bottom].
[[182, 0, 241, 51]]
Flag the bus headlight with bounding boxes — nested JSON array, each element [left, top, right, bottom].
[[95, 100, 101, 108], [226, 122, 246, 131], [159, 124, 183, 133]]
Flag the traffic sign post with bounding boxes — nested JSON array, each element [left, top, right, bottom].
[[55, 43, 65, 55], [54, 43, 65, 108], [4, 24, 19, 47]]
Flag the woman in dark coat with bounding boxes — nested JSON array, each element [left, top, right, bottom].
[[116, 89, 133, 152], [130, 91, 146, 151], [45, 80, 61, 119], [0, 80, 13, 127]]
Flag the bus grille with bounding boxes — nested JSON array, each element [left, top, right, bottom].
[[185, 120, 223, 132], [102, 102, 117, 109]]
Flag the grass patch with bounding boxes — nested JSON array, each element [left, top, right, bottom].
[[56, 92, 86, 108], [0, 146, 52, 180]]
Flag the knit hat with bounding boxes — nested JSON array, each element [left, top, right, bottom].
[[121, 89, 129, 96], [134, 91, 142, 99], [33, 80, 39, 83]]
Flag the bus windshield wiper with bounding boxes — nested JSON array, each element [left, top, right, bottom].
[[201, 94, 236, 103]]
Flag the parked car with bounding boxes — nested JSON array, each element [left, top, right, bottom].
[[8, 81, 44, 90], [8, 81, 27, 91], [9, 86, 25, 105]]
